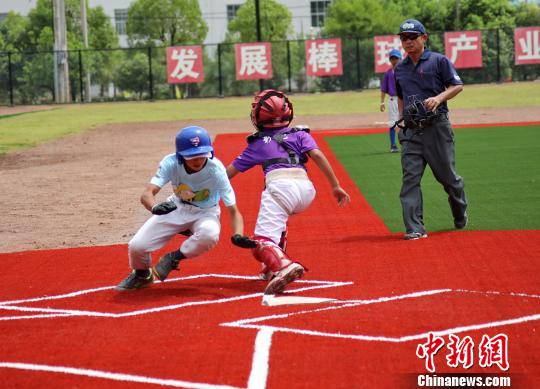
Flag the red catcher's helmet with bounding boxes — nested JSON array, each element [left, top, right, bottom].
[[250, 89, 294, 130]]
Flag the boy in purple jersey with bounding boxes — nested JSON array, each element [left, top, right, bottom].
[[226, 89, 350, 295], [380, 48, 402, 153]]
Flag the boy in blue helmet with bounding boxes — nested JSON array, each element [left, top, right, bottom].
[[116, 126, 253, 290]]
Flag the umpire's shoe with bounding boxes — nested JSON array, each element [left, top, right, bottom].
[[153, 251, 181, 281], [454, 213, 468, 229], [115, 270, 154, 291], [264, 262, 305, 295]]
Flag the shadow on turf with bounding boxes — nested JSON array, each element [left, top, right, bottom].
[[110, 279, 264, 304]]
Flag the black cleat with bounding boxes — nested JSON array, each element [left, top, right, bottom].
[[153, 251, 181, 281], [115, 270, 154, 291]]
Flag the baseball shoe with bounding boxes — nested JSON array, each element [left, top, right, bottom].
[[258, 263, 273, 281], [454, 214, 468, 229], [264, 262, 305, 295], [115, 270, 154, 291], [390, 146, 399, 153], [153, 251, 181, 281], [404, 232, 428, 240]]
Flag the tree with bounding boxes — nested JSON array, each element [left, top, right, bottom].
[[222, 0, 293, 95], [126, 0, 207, 46], [227, 0, 293, 42], [114, 52, 150, 99], [514, 2, 540, 27]]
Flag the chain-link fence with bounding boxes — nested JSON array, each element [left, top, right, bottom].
[[1, 28, 538, 106]]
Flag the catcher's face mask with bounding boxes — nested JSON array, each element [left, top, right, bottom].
[[250, 89, 294, 131]]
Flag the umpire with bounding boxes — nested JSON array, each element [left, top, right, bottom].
[[395, 19, 468, 240]]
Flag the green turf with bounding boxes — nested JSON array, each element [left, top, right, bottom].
[[326, 125, 540, 231], [1, 82, 538, 154]]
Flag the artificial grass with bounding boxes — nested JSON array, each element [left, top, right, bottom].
[[327, 124, 540, 232]]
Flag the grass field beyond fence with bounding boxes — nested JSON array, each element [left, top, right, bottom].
[[1, 82, 539, 154], [327, 124, 540, 232]]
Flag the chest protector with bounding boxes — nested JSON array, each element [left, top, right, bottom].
[[247, 126, 310, 169]]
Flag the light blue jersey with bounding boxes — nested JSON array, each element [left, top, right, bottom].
[[150, 154, 236, 208]]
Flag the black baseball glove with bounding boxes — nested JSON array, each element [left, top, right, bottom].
[[151, 201, 177, 215], [231, 234, 258, 249]]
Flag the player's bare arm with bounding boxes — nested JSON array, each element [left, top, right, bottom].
[[307, 149, 351, 207], [227, 204, 257, 248], [140, 184, 161, 212], [225, 164, 240, 179], [141, 183, 177, 215], [424, 84, 464, 112]]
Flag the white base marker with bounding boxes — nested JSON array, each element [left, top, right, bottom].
[[262, 295, 337, 306]]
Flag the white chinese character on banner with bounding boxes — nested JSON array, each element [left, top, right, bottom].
[[518, 30, 540, 61], [170, 48, 199, 80], [239, 46, 268, 76], [308, 41, 338, 73], [376, 38, 402, 66], [448, 34, 479, 63]]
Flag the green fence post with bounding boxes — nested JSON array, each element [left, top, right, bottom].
[[287, 40, 292, 93], [147, 46, 154, 100], [496, 28, 501, 83], [78, 49, 84, 102], [356, 37, 362, 89], [218, 43, 223, 97], [7, 52, 14, 106]]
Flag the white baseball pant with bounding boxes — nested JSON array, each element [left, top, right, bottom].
[[254, 168, 316, 244], [128, 199, 221, 270], [388, 96, 400, 123]]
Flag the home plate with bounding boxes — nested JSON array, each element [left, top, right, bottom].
[[262, 295, 337, 306]]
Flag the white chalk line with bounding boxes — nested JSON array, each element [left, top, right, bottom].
[[246, 328, 274, 389], [223, 288, 540, 344], [0, 274, 351, 321], [0, 362, 242, 389]]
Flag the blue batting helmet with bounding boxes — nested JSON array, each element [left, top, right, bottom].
[[389, 48, 402, 59], [175, 126, 213, 163]]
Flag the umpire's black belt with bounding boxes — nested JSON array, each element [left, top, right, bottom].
[[411, 112, 448, 129]]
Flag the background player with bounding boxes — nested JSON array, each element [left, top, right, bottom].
[[226, 89, 350, 295], [380, 48, 402, 153], [116, 126, 253, 290]]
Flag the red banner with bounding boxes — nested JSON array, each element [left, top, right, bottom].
[[444, 30, 482, 68], [373, 35, 404, 73], [305, 38, 343, 77], [235, 43, 272, 80], [514, 27, 540, 65], [166, 46, 204, 84]]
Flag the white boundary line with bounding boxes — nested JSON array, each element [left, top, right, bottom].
[[222, 288, 540, 344], [0, 362, 243, 389], [247, 328, 274, 389], [0, 274, 352, 321]]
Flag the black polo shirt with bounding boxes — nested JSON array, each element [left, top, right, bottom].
[[395, 50, 463, 114]]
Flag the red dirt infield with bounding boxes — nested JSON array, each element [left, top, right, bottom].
[[1, 130, 539, 388]]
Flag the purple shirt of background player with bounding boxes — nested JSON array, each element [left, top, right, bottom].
[[381, 67, 397, 97], [232, 127, 318, 175]]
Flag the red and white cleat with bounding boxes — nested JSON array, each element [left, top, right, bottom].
[[264, 262, 305, 295]]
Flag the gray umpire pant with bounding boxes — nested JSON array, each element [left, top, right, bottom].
[[398, 116, 467, 234]]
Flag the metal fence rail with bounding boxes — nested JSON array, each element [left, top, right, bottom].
[[0, 28, 538, 106]]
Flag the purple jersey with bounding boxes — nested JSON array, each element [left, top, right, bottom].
[[232, 127, 319, 175], [381, 68, 397, 97]]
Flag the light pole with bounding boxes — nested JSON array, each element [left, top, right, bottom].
[[53, 0, 70, 103], [80, 0, 91, 102], [255, 0, 263, 91]]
